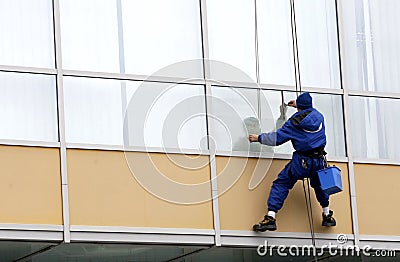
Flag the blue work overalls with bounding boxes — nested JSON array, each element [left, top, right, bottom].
[[258, 108, 329, 212]]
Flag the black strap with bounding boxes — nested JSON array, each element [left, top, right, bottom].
[[289, 110, 312, 125], [297, 147, 326, 158]]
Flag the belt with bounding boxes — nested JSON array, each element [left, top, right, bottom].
[[297, 147, 326, 158]]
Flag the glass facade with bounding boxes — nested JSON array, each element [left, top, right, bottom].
[[340, 0, 400, 93], [0, 0, 55, 68], [350, 96, 400, 160], [0, 0, 398, 161], [0, 72, 58, 142], [1, 0, 400, 260]]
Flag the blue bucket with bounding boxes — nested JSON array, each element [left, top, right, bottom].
[[317, 166, 342, 195]]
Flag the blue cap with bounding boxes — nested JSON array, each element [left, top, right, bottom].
[[296, 92, 313, 110]]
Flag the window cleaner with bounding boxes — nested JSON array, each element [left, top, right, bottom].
[[249, 92, 337, 232]]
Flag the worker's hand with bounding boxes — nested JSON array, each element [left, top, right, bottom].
[[248, 134, 259, 143], [287, 100, 297, 108]]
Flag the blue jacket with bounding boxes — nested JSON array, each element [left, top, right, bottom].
[[258, 108, 326, 152]]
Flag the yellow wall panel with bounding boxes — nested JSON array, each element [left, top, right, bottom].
[[0, 146, 62, 225], [217, 157, 352, 234], [355, 164, 400, 235], [67, 150, 213, 229]]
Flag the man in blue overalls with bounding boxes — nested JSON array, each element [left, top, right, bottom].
[[249, 92, 336, 231]]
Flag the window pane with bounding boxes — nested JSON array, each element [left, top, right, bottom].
[[341, 0, 400, 92], [64, 77, 125, 145], [0, 72, 58, 141], [260, 90, 297, 154], [0, 0, 54, 68], [210, 87, 259, 152], [125, 82, 207, 150], [260, 91, 345, 157], [207, 0, 257, 82], [122, 0, 203, 78], [59, 0, 120, 72], [295, 0, 340, 89], [338, 0, 363, 91], [350, 97, 400, 160], [365, 0, 400, 92], [312, 93, 345, 157], [257, 0, 295, 87]]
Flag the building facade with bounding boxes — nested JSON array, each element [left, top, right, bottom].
[[0, 0, 399, 261]]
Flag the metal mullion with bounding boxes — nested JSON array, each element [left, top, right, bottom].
[[52, 0, 70, 243], [254, 0, 260, 85], [254, 0, 262, 122], [200, 0, 220, 247], [0, 140, 60, 148], [62, 69, 206, 85], [66, 143, 210, 156], [348, 90, 400, 99], [0, 65, 57, 75], [353, 158, 400, 166], [300, 86, 344, 95], [116, 0, 130, 148], [335, 0, 360, 246], [258, 83, 296, 91]]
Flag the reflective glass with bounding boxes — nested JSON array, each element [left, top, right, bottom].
[[260, 90, 297, 154], [122, 0, 203, 78], [0, 0, 54, 68], [207, 0, 257, 82], [295, 0, 340, 89], [312, 93, 345, 157], [59, 0, 120, 72], [350, 96, 400, 160], [64, 77, 125, 145], [33, 243, 200, 262], [0, 72, 58, 142], [341, 0, 400, 92], [257, 0, 295, 87], [125, 82, 207, 150], [261, 91, 345, 157], [210, 87, 259, 152]]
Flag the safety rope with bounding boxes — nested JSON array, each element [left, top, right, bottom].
[[303, 178, 318, 262], [290, 0, 318, 260]]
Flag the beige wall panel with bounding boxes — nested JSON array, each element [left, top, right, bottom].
[[67, 150, 213, 229], [217, 157, 352, 234], [0, 146, 62, 224], [355, 164, 400, 235]]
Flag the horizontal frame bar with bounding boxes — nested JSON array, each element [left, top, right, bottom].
[[353, 158, 400, 166], [0, 140, 60, 148], [70, 226, 215, 236], [63, 70, 206, 85], [0, 224, 63, 231], [66, 143, 211, 156], [0, 224, 63, 241], [0, 65, 57, 75], [348, 90, 400, 99]]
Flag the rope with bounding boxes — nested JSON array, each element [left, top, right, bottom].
[[290, 0, 317, 259], [303, 178, 318, 262]]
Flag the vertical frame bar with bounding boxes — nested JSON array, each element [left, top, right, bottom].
[[336, 0, 360, 245], [254, 0, 260, 85], [52, 0, 70, 242], [116, 0, 129, 146], [200, 0, 221, 246]]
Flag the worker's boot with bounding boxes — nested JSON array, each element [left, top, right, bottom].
[[253, 215, 277, 232], [322, 210, 336, 227]]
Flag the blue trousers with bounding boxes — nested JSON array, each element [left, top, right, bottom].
[[267, 153, 329, 213]]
